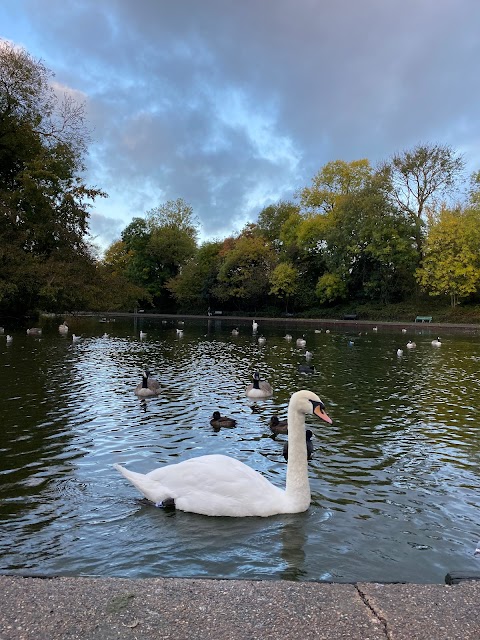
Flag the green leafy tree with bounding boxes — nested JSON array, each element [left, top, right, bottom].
[[214, 231, 276, 310], [416, 207, 480, 307], [299, 159, 372, 213], [269, 262, 299, 312], [0, 40, 106, 315], [166, 241, 222, 311], [383, 143, 465, 255], [257, 201, 301, 251], [315, 272, 347, 304]]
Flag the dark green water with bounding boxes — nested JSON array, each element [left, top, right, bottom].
[[0, 316, 479, 582]]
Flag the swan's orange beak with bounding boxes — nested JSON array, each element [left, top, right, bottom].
[[313, 403, 332, 424]]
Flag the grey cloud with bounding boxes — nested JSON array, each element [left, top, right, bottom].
[[10, 0, 480, 250]]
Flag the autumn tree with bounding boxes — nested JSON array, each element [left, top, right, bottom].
[[416, 207, 480, 307], [269, 262, 299, 312]]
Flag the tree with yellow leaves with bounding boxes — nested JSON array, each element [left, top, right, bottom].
[[416, 207, 480, 307]]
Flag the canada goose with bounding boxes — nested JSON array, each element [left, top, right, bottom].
[[372, 326, 378, 332], [26, 328, 42, 335], [406, 340, 416, 348], [134, 370, 161, 397], [245, 371, 273, 398], [269, 415, 288, 437], [210, 411, 236, 430], [402, 328, 407, 333], [283, 430, 313, 461], [432, 337, 441, 347], [296, 335, 306, 348], [114, 389, 332, 517]]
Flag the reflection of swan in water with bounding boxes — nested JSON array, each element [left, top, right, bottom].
[[114, 389, 331, 517]]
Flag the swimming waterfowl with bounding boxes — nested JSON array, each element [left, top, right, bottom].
[[397, 348, 403, 356], [298, 364, 315, 374], [252, 320, 258, 333], [26, 328, 42, 335], [114, 389, 332, 517], [134, 370, 161, 397], [245, 371, 273, 398], [283, 430, 313, 461], [432, 337, 441, 347], [284, 334, 292, 341], [231, 328, 239, 336], [72, 334, 81, 342], [269, 415, 288, 437], [257, 335, 266, 346], [296, 335, 306, 348], [58, 323, 69, 333], [140, 331, 147, 339], [210, 411, 236, 430], [6, 335, 13, 343], [406, 340, 416, 349]]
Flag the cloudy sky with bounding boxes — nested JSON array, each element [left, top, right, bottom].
[[2, 0, 480, 251]]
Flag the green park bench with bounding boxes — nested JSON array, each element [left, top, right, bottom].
[[415, 315, 432, 323]]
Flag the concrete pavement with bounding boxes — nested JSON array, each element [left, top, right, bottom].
[[0, 575, 479, 639]]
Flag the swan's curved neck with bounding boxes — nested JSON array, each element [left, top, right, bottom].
[[285, 401, 310, 509]]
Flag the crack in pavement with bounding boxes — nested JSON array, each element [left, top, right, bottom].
[[355, 584, 391, 639]]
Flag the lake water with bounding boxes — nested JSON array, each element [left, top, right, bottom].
[[1, 315, 479, 583]]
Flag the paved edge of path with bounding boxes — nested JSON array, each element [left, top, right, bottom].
[[1, 575, 479, 640]]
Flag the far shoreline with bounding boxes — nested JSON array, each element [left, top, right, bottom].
[[68, 311, 480, 333]]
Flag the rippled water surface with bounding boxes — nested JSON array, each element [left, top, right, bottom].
[[1, 316, 479, 583]]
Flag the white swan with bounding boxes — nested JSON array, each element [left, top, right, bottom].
[[58, 323, 68, 333], [6, 334, 13, 343], [135, 370, 161, 397], [26, 327, 42, 335], [231, 328, 239, 336], [114, 389, 332, 517], [245, 371, 273, 398], [296, 335, 306, 348], [397, 348, 403, 356], [284, 334, 292, 341], [257, 335, 266, 346]]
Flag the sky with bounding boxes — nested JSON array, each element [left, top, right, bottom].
[[1, 0, 480, 252]]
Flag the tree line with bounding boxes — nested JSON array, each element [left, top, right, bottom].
[[2, 40, 480, 319]]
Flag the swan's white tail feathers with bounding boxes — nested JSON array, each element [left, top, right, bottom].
[[114, 463, 169, 504]]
